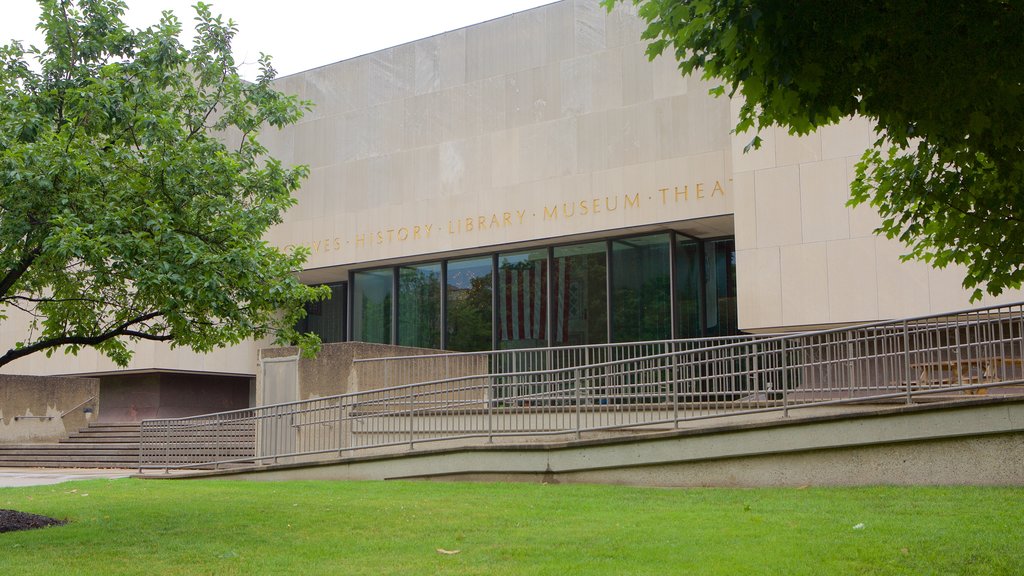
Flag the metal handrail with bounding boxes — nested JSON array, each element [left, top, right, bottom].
[[139, 301, 1024, 472], [60, 395, 97, 418], [352, 334, 775, 364], [13, 395, 96, 421]]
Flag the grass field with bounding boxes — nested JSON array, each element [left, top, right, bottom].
[[1, 479, 1022, 575]]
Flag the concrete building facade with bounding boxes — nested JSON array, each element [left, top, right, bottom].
[[1, 0, 1018, 421]]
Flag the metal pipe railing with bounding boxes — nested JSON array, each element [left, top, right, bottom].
[[351, 334, 777, 391], [139, 302, 1024, 472], [13, 395, 96, 421]]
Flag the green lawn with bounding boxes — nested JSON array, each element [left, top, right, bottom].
[[1, 479, 1021, 575]]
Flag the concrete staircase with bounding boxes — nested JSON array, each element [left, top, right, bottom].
[[0, 423, 141, 469]]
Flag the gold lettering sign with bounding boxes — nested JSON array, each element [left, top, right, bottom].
[[542, 193, 640, 220], [282, 180, 728, 255]]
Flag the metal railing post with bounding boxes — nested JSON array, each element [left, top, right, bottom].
[[512, 353, 518, 403], [903, 320, 913, 404], [752, 342, 760, 404], [781, 339, 789, 418], [408, 390, 415, 450], [163, 421, 170, 474], [138, 423, 144, 474], [338, 398, 345, 456], [846, 336, 855, 388], [574, 368, 581, 440], [672, 347, 680, 428], [954, 322, 963, 387], [273, 409, 280, 464], [214, 414, 221, 470], [487, 375, 494, 443]]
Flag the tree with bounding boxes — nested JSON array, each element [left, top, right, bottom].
[[604, 0, 1024, 299], [0, 0, 327, 369]]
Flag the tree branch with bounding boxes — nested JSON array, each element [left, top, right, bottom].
[[0, 310, 166, 369], [1, 294, 105, 305], [0, 247, 42, 298]]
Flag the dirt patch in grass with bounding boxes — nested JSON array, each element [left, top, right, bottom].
[[0, 509, 67, 534]]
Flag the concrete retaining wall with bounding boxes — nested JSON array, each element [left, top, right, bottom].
[[258, 342, 486, 402], [0, 375, 99, 443], [181, 398, 1024, 487], [254, 343, 488, 456]]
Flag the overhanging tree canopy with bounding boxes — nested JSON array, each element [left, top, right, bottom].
[[0, 0, 327, 369], [605, 0, 1024, 299]]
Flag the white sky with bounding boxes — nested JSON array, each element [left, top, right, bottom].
[[0, 0, 557, 79]]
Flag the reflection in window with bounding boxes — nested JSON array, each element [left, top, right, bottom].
[[398, 263, 441, 349], [352, 268, 393, 344], [675, 238, 702, 338], [497, 250, 547, 349], [446, 257, 493, 352], [611, 234, 671, 342], [552, 243, 607, 346], [298, 283, 347, 343], [705, 238, 738, 336], [338, 233, 737, 349]]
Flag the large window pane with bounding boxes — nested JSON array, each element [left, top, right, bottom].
[[353, 268, 393, 344], [552, 243, 607, 346], [446, 257, 493, 352], [675, 238, 702, 338], [705, 238, 738, 336], [497, 250, 547, 349], [611, 234, 671, 342], [398, 263, 441, 349], [299, 283, 347, 343]]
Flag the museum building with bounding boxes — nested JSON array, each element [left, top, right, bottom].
[[2, 0, 1020, 420]]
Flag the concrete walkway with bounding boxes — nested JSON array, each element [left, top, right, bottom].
[[0, 468, 133, 488]]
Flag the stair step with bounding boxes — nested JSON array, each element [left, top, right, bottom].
[[146, 426, 256, 430], [0, 421, 257, 469], [62, 437, 140, 443], [4, 442, 137, 449], [0, 455, 139, 463], [0, 446, 138, 455], [137, 436, 255, 440], [0, 460, 138, 469], [65, 433, 141, 439]]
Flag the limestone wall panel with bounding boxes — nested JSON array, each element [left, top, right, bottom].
[[780, 242, 829, 327], [826, 237, 879, 323], [753, 165, 802, 248], [735, 247, 783, 329], [799, 158, 851, 243]]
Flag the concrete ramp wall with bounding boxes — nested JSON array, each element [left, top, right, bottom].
[[173, 398, 1024, 487]]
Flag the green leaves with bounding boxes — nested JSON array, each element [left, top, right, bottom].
[[0, 0, 322, 368], [606, 0, 1024, 300]]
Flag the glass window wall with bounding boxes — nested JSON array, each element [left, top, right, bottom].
[[297, 283, 347, 343], [552, 243, 607, 346], [497, 250, 548, 349], [675, 238, 702, 339], [705, 238, 738, 336], [446, 257, 493, 352], [398, 263, 441, 349], [344, 232, 737, 350], [611, 234, 671, 342], [352, 268, 393, 344]]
